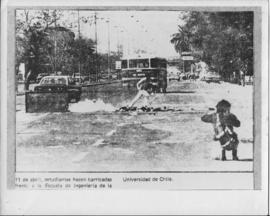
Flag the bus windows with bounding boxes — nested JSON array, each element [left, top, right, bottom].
[[122, 60, 128, 69], [128, 59, 136, 68], [128, 59, 149, 68], [137, 59, 149, 68], [150, 58, 158, 68]]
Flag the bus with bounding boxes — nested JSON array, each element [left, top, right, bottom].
[[120, 56, 167, 93]]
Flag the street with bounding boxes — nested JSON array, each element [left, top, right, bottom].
[[16, 80, 253, 172]]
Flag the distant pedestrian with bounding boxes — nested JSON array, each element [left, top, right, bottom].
[[128, 75, 155, 108], [232, 71, 236, 83], [201, 99, 241, 161], [240, 70, 245, 86], [190, 63, 196, 81]]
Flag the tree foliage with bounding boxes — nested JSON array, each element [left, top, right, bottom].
[[16, 10, 66, 80], [171, 11, 253, 77], [15, 10, 101, 83], [15, 10, 122, 83], [68, 37, 96, 76]]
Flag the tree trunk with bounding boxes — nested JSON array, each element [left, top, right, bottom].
[[24, 59, 32, 91]]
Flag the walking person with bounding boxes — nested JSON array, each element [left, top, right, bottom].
[[190, 62, 196, 81], [240, 70, 245, 86], [201, 99, 241, 161]]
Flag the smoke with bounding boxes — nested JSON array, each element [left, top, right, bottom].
[[69, 99, 116, 113]]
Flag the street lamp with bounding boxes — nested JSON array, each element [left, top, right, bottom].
[[77, 10, 81, 80], [106, 19, 111, 80], [94, 12, 99, 82], [121, 27, 131, 56]]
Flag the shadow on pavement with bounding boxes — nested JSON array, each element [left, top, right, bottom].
[[215, 158, 253, 162], [164, 91, 196, 94], [237, 158, 253, 162]]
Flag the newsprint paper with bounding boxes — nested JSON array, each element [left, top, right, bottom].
[[0, 0, 269, 215]]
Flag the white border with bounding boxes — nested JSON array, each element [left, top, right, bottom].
[[1, 0, 269, 215]]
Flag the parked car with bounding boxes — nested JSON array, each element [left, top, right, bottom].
[[34, 76, 82, 102], [36, 73, 49, 83], [73, 73, 90, 84], [201, 71, 221, 83], [73, 77, 83, 85]]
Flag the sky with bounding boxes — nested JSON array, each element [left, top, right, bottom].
[[74, 11, 183, 58], [17, 10, 184, 58]]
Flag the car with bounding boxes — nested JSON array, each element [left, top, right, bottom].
[[34, 75, 82, 102], [201, 71, 221, 83], [168, 72, 180, 81], [73, 77, 84, 85], [73, 73, 90, 84], [36, 73, 50, 83], [179, 72, 186, 80]]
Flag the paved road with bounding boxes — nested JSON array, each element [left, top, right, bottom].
[[16, 80, 253, 172]]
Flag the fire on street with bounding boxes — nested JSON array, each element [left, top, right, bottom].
[[16, 81, 253, 172]]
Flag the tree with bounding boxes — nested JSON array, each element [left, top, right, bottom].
[[16, 10, 65, 89], [170, 26, 192, 53], [44, 26, 75, 73], [16, 10, 98, 83], [69, 36, 96, 77], [171, 11, 254, 79]]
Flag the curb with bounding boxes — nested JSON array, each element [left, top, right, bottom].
[[82, 80, 121, 87]]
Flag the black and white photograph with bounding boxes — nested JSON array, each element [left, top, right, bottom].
[[0, 0, 269, 215], [16, 9, 254, 172]]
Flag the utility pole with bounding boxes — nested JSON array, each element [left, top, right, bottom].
[[106, 19, 110, 80], [116, 29, 118, 56], [114, 26, 120, 56], [94, 12, 98, 82], [53, 11, 57, 74], [78, 10, 81, 79]]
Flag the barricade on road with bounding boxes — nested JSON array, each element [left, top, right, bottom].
[[25, 91, 69, 113]]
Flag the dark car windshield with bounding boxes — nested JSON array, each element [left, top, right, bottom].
[[40, 77, 67, 85]]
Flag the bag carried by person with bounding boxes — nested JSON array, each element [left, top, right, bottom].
[[214, 113, 239, 151]]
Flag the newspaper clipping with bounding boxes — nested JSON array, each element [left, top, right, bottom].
[[1, 0, 269, 215]]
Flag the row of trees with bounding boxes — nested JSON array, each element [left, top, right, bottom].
[[171, 11, 253, 79], [16, 10, 122, 88]]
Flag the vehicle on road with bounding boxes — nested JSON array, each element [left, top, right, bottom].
[[168, 66, 181, 82], [120, 56, 167, 93], [168, 72, 180, 81], [201, 71, 221, 83], [73, 73, 89, 84], [34, 75, 82, 102], [36, 73, 50, 83], [74, 77, 84, 85]]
